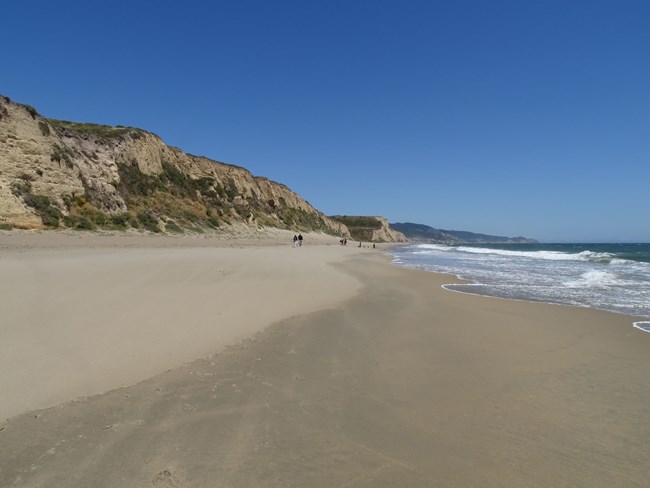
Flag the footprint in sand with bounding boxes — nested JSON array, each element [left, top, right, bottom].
[[152, 469, 184, 487]]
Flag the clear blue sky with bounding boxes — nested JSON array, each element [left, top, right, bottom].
[[3, 0, 649, 242]]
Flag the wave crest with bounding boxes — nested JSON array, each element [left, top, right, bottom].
[[412, 244, 638, 265]]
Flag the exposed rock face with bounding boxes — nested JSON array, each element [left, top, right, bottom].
[[0, 96, 350, 236], [369, 216, 408, 242], [330, 215, 407, 243]]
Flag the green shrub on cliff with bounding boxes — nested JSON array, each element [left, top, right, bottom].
[[38, 121, 50, 137], [330, 215, 382, 230], [26, 195, 62, 227], [48, 119, 146, 140], [116, 163, 165, 197], [10, 182, 62, 227], [281, 207, 327, 231], [74, 217, 95, 230], [21, 104, 38, 119], [330, 215, 383, 241], [165, 219, 183, 233], [50, 144, 75, 169], [138, 211, 161, 233], [110, 213, 130, 228]]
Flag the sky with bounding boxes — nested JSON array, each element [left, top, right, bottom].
[[2, 0, 649, 242]]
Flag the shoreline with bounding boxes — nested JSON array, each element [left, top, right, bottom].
[[2, 235, 650, 486], [438, 283, 650, 327], [387, 244, 650, 326]]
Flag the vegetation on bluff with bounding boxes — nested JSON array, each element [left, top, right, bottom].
[[50, 143, 76, 169], [330, 216, 382, 230], [0, 96, 344, 235], [330, 215, 382, 241], [10, 176, 62, 227], [5, 160, 335, 234], [114, 162, 331, 234], [48, 119, 147, 141]]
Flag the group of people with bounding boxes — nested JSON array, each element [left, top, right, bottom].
[[339, 238, 348, 246]]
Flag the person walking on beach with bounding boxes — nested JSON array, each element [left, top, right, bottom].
[[293, 235, 298, 247], [298, 234, 303, 247]]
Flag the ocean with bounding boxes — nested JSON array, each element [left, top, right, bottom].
[[389, 242, 650, 332]]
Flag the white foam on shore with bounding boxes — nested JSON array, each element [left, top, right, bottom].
[[442, 283, 650, 338], [391, 245, 650, 329], [440, 283, 578, 308], [633, 322, 650, 333]]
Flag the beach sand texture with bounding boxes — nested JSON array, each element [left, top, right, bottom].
[[0, 232, 360, 420], [1, 234, 649, 487]]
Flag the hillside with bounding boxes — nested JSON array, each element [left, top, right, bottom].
[[0, 96, 350, 236], [390, 222, 538, 244], [330, 216, 407, 243]]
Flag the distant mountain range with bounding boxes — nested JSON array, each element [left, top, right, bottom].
[[390, 222, 538, 244]]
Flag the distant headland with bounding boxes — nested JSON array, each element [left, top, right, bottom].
[[390, 222, 538, 244]]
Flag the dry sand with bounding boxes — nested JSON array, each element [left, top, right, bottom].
[[0, 230, 360, 420], [1, 233, 649, 487]]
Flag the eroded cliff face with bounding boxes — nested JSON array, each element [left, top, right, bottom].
[[0, 97, 349, 236], [368, 216, 407, 242], [330, 215, 407, 243]]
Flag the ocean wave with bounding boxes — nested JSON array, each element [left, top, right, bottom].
[[563, 270, 626, 289], [413, 244, 454, 252], [412, 244, 572, 260], [576, 251, 617, 263], [412, 244, 637, 265], [633, 322, 650, 333], [456, 247, 575, 260], [414, 243, 453, 249], [610, 257, 637, 265], [391, 244, 650, 321]]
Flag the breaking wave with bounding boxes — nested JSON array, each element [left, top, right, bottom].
[[392, 242, 650, 322]]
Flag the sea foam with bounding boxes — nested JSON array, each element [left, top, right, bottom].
[[391, 242, 650, 322], [564, 270, 624, 289]]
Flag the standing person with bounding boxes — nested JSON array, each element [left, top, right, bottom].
[[298, 234, 303, 247], [293, 235, 298, 247]]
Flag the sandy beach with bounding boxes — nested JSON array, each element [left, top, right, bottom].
[[0, 230, 361, 420], [1, 232, 649, 487]]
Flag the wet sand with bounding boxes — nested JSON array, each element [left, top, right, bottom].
[[1, 236, 649, 487]]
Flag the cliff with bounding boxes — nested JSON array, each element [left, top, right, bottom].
[[0, 96, 350, 236], [330, 216, 407, 243]]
